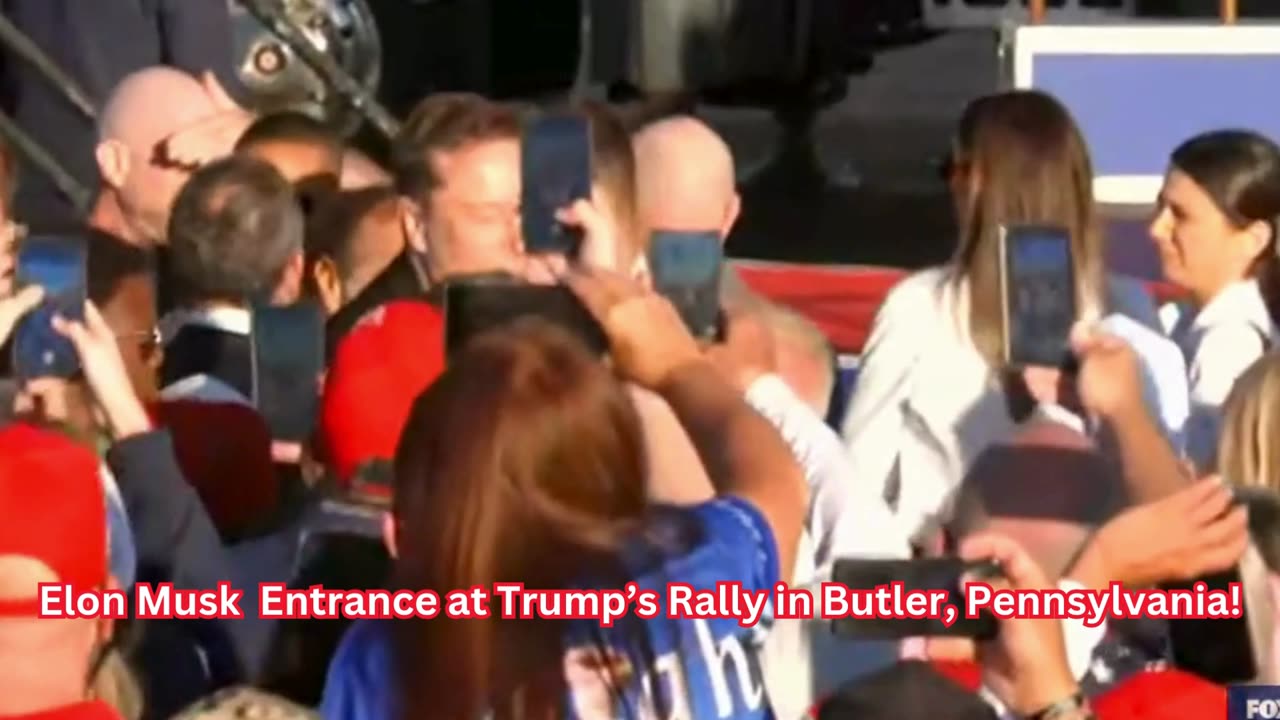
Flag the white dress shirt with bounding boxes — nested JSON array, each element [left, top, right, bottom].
[[1168, 279, 1277, 470]]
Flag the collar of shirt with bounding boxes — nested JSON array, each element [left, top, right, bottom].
[[1190, 278, 1272, 339], [160, 304, 251, 343]]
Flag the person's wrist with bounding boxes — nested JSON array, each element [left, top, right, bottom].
[[654, 356, 720, 396], [99, 389, 152, 440], [1016, 667, 1080, 718]]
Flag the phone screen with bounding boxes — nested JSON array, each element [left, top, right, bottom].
[[13, 235, 86, 381], [648, 230, 723, 340], [1001, 225, 1076, 368], [830, 558, 1001, 639], [443, 275, 608, 360], [521, 115, 591, 255], [250, 301, 325, 443]]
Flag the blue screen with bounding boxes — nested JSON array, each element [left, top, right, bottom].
[[1006, 227, 1074, 366], [13, 237, 85, 380], [648, 231, 722, 339]]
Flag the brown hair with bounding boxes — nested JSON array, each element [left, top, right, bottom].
[[392, 319, 651, 718], [581, 101, 641, 257], [391, 93, 521, 201], [950, 90, 1106, 367]]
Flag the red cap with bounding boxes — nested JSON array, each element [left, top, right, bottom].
[[320, 301, 446, 485], [153, 400, 278, 540], [1093, 670, 1225, 719], [0, 424, 107, 616]]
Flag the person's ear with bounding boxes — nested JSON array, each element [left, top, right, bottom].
[[1242, 219, 1274, 265], [95, 140, 131, 192], [381, 511, 399, 559], [720, 193, 742, 242], [312, 256, 344, 315], [272, 251, 306, 305], [399, 197, 426, 254]]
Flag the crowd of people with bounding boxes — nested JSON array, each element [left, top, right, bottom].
[[0, 57, 1276, 720]]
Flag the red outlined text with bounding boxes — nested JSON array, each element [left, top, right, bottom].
[[32, 581, 1243, 627]]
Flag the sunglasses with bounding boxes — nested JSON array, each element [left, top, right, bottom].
[[116, 327, 162, 353]]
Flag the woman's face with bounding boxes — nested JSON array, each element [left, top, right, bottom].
[[1149, 168, 1264, 304]]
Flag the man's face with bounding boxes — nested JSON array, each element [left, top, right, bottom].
[[416, 138, 523, 279], [118, 146, 192, 244], [100, 276, 161, 403], [243, 142, 342, 185]]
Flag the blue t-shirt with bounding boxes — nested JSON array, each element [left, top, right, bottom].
[[321, 497, 779, 720]]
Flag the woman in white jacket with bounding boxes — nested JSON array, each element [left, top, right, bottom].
[[1150, 130, 1280, 472], [840, 91, 1109, 547]]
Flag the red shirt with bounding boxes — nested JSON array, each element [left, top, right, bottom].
[[4, 701, 122, 720]]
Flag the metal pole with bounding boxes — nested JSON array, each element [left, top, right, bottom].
[[1221, 0, 1238, 24], [0, 112, 92, 214], [1029, 0, 1047, 24]]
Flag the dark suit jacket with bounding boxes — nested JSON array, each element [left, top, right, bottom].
[[161, 324, 252, 400]]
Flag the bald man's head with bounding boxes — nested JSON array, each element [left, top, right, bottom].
[[633, 116, 740, 240], [95, 67, 221, 244]]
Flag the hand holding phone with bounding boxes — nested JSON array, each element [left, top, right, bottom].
[[829, 557, 1002, 639], [521, 115, 591, 256], [648, 230, 723, 341], [12, 235, 86, 381], [1000, 225, 1077, 369]]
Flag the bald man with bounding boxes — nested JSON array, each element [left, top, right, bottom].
[[2, 0, 239, 227], [634, 115, 835, 410], [88, 67, 226, 246]]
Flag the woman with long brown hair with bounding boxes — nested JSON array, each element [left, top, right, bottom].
[[321, 267, 807, 719], [839, 90, 1114, 547]]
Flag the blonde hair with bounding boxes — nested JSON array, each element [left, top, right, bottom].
[[1219, 353, 1280, 490]]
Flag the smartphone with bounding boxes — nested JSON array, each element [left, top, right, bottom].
[[250, 301, 325, 443], [648, 230, 724, 341], [1163, 567, 1256, 684], [999, 225, 1077, 368], [12, 235, 86, 381], [830, 558, 1002, 639], [443, 274, 608, 359], [521, 115, 591, 255]]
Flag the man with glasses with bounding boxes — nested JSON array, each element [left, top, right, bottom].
[[87, 228, 162, 404]]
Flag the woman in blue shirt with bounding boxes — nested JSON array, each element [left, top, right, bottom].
[[322, 266, 808, 719]]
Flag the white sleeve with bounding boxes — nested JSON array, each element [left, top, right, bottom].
[[746, 374, 911, 571], [839, 291, 923, 533], [1185, 324, 1267, 470]]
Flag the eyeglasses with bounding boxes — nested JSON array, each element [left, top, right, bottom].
[[116, 327, 162, 352]]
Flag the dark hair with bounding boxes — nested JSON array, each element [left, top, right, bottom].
[[167, 155, 304, 305], [304, 185, 398, 274], [86, 228, 154, 307], [235, 110, 343, 157], [392, 319, 653, 718], [1171, 130, 1280, 326], [390, 93, 521, 200]]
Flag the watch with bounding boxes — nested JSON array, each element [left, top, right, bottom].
[[1028, 692, 1094, 720]]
